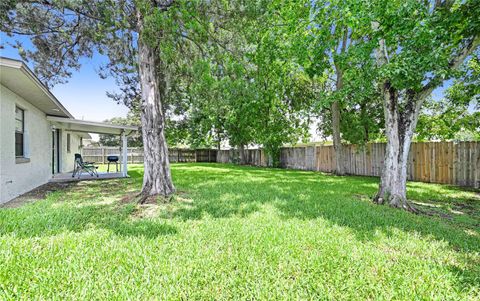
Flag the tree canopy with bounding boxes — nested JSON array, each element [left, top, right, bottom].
[[2, 0, 478, 206]]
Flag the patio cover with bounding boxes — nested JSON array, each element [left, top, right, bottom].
[[47, 116, 139, 177]]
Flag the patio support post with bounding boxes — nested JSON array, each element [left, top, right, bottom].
[[121, 130, 128, 177]]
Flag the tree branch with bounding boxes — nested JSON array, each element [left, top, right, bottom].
[[155, 0, 175, 11], [419, 35, 480, 99]]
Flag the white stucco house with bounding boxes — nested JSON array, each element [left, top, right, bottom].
[[0, 57, 138, 204]]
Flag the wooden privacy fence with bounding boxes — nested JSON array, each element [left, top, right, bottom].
[[168, 149, 217, 163], [82, 147, 217, 164], [83, 142, 480, 188], [82, 147, 144, 164], [285, 142, 479, 188], [217, 149, 268, 166], [218, 142, 480, 188]]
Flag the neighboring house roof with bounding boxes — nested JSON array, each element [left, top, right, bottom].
[[0, 57, 74, 118], [0, 57, 139, 137]]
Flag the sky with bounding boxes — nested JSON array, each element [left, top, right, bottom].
[[0, 34, 129, 122]]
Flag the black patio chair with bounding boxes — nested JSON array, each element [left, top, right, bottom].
[[72, 153, 98, 178]]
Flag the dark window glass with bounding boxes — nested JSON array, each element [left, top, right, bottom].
[[67, 133, 71, 152], [15, 107, 24, 157]]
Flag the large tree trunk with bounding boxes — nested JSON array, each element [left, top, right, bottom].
[[331, 100, 344, 175], [373, 84, 422, 212], [331, 63, 344, 175], [137, 30, 175, 198], [371, 28, 479, 212], [217, 131, 221, 151], [238, 144, 246, 165]]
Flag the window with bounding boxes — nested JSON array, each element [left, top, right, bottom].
[[15, 106, 24, 157], [67, 133, 71, 152]]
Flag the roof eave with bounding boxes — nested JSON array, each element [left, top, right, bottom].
[[0, 57, 74, 119], [46, 116, 139, 135]]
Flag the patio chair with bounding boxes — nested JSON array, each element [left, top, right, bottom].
[[72, 153, 98, 178]]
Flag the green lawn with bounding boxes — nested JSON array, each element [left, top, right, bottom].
[[1, 163, 479, 300]]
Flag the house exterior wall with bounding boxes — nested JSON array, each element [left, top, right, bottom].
[[0, 84, 52, 204], [59, 130, 82, 173]]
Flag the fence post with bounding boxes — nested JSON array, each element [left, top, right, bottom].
[[102, 148, 105, 164]]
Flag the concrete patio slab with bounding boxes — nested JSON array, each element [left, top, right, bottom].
[[50, 172, 126, 183]]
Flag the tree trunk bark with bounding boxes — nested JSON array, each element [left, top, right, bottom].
[[371, 29, 479, 212], [331, 62, 344, 175], [373, 83, 420, 212], [239, 144, 246, 165], [331, 100, 344, 175], [137, 29, 175, 199]]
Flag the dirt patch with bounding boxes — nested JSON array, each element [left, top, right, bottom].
[[0, 182, 73, 208], [353, 194, 371, 202], [119, 192, 141, 204], [131, 203, 161, 220], [129, 191, 194, 220], [117, 190, 191, 206], [411, 202, 453, 220]]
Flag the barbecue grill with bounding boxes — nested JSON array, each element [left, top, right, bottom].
[[107, 155, 119, 172]]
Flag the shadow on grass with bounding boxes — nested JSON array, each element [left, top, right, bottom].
[[169, 163, 480, 253], [0, 180, 176, 239], [1, 163, 478, 292], [169, 164, 480, 290]]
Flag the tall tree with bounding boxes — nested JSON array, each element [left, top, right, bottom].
[[316, 46, 384, 145], [169, 1, 313, 165], [1, 0, 215, 199], [270, 0, 377, 174], [369, 0, 479, 210], [249, 1, 313, 166]]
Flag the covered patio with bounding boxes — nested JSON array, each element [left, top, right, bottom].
[[47, 116, 139, 182]]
